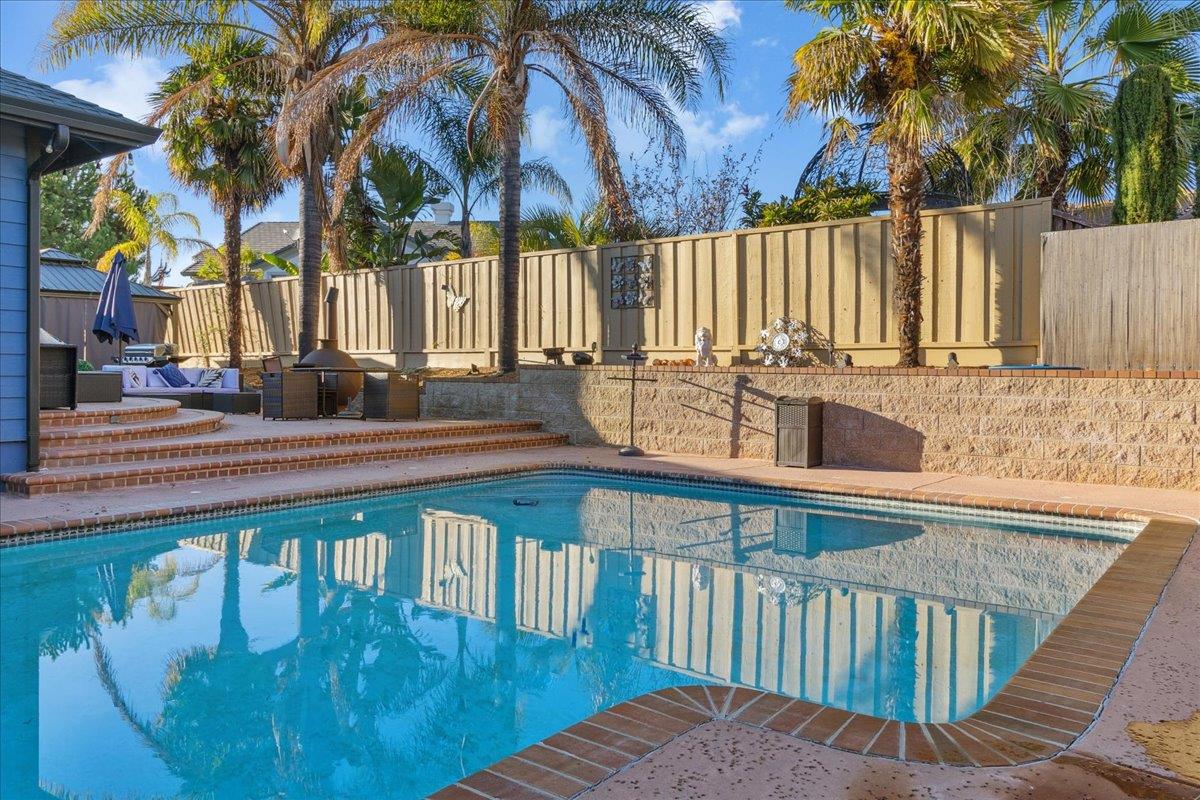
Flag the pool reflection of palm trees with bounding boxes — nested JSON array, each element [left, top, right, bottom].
[[84, 526, 457, 797]]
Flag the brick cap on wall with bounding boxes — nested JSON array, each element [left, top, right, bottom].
[[424, 364, 1199, 380]]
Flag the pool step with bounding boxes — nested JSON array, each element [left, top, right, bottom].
[[40, 419, 545, 467], [39, 409, 226, 448], [4, 430, 568, 495]]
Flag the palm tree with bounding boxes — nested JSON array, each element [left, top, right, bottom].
[[785, 1, 1035, 367], [154, 36, 283, 369], [45, 0, 382, 358], [956, 0, 1200, 209], [285, 0, 729, 373], [420, 99, 571, 257], [97, 189, 204, 285], [355, 144, 457, 268], [520, 197, 613, 250]]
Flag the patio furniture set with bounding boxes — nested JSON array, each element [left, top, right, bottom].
[[260, 358, 419, 421]]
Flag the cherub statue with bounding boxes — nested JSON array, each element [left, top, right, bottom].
[[694, 326, 716, 366]]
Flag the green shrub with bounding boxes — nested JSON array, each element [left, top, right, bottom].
[[742, 175, 878, 228], [77, 359, 94, 372], [1112, 66, 1180, 224]]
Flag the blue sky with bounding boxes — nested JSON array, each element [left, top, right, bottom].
[[0, 0, 827, 283]]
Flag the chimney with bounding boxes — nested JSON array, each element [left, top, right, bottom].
[[431, 201, 454, 225], [322, 286, 339, 348]]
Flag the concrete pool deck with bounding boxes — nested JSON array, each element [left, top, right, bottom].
[[1, 445, 1197, 798]]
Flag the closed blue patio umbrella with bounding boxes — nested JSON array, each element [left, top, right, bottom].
[[92, 252, 139, 346]]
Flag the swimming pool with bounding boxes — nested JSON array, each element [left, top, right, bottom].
[[0, 471, 1135, 799]]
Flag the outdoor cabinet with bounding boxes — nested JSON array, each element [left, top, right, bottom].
[[775, 396, 823, 467]]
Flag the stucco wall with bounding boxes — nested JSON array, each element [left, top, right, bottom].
[[0, 120, 28, 474], [421, 365, 1200, 490]]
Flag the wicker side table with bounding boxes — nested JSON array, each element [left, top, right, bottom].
[[363, 372, 419, 420], [261, 371, 319, 419]]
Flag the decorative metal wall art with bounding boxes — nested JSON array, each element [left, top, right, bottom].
[[610, 254, 656, 309], [756, 317, 811, 367]]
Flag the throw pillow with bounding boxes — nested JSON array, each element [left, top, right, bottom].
[[196, 368, 225, 388], [156, 363, 193, 388], [123, 367, 143, 389]]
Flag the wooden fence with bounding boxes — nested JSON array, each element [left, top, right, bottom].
[[41, 294, 174, 366], [169, 197, 1051, 367], [1041, 218, 1200, 371]]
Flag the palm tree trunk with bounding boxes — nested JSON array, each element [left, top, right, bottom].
[[142, 244, 153, 286], [223, 199, 244, 370], [460, 183, 473, 258], [1035, 124, 1072, 210], [497, 115, 523, 372], [297, 158, 323, 359], [887, 139, 926, 367]]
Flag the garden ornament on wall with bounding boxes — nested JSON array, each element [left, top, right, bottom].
[[440, 283, 470, 312], [756, 317, 811, 367], [694, 326, 717, 366]]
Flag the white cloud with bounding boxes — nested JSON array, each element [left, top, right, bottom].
[[697, 0, 741, 30], [526, 105, 568, 155], [678, 103, 768, 153], [751, 36, 779, 48], [53, 55, 167, 125]]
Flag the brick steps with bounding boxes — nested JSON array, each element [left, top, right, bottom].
[[41, 419, 546, 467], [5, 430, 568, 495], [39, 409, 226, 448], [39, 398, 182, 428]]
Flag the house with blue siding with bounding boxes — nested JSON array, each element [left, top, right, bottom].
[[0, 69, 159, 475]]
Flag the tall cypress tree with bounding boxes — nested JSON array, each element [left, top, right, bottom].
[[1112, 66, 1180, 224]]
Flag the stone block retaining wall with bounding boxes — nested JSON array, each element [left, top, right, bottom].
[[421, 366, 1200, 490]]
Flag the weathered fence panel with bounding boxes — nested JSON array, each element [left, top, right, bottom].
[[1041, 219, 1199, 371], [169, 198, 1050, 367]]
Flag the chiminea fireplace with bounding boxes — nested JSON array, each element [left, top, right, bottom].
[[297, 286, 362, 409]]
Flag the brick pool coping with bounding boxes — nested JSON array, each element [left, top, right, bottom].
[[0, 460, 1194, 795]]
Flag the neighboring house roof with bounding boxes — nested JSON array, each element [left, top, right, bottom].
[[0, 68, 160, 173], [40, 249, 178, 301], [1064, 200, 1195, 227], [182, 220, 301, 279]]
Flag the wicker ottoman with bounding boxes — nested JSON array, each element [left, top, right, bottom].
[[76, 371, 123, 403], [209, 392, 262, 414]]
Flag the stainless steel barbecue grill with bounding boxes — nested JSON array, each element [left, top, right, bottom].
[[120, 343, 178, 367]]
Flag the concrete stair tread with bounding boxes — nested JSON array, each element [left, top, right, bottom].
[[5, 430, 568, 494], [39, 409, 225, 446], [40, 419, 545, 465]]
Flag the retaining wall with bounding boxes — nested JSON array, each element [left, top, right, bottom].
[[421, 365, 1200, 490]]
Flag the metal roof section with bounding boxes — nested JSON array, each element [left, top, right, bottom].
[[40, 258, 179, 301]]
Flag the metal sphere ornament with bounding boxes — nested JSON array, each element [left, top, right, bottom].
[[756, 317, 810, 367]]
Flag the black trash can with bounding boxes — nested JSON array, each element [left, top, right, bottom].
[[775, 396, 822, 467]]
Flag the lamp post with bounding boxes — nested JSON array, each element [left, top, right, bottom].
[[608, 343, 656, 456]]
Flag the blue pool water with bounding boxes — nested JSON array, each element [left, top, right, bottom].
[[0, 472, 1133, 799]]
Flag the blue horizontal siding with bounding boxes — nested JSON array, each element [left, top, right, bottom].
[[0, 120, 28, 473]]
